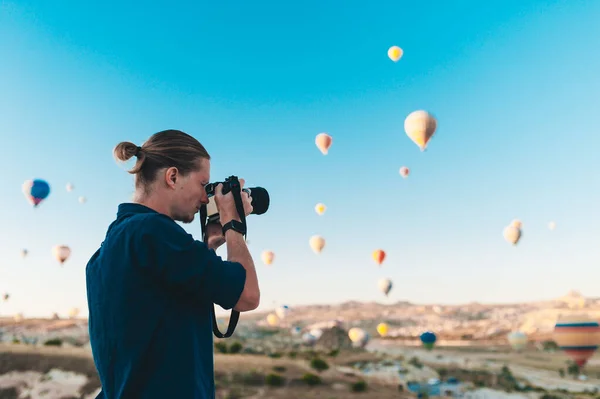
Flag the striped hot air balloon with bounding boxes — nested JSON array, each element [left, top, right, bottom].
[[553, 314, 600, 367]]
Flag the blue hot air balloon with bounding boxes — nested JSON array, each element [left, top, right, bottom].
[[420, 331, 437, 350], [22, 179, 50, 207]]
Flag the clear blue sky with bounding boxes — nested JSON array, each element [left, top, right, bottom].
[[1, 0, 599, 318]]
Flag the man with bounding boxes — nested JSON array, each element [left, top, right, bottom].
[[86, 129, 260, 398]]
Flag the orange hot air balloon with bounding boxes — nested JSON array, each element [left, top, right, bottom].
[[315, 133, 332, 155], [372, 250, 386, 266], [553, 314, 600, 368]]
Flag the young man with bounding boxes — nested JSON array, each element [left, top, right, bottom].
[[86, 129, 260, 398]]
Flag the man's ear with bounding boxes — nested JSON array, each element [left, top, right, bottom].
[[165, 167, 178, 189]]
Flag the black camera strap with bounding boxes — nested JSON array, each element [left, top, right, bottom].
[[199, 178, 246, 338]]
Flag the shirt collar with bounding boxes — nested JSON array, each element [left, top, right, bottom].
[[117, 203, 159, 218]]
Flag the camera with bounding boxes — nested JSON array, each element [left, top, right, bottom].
[[204, 177, 270, 223]]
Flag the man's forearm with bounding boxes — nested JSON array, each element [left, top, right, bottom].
[[226, 231, 260, 311]]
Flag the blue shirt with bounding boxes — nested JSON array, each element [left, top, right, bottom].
[[86, 203, 246, 399]]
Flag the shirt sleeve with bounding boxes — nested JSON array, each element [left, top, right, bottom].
[[137, 214, 246, 310]]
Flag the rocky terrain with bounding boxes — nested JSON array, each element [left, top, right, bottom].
[[0, 291, 598, 398]]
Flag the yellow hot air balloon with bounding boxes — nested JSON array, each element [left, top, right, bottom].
[[315, 133, 332, 155], [309, 235, 325, 254], [404, 110, 437, 151], [68, 307, 80, 319], [348, 327, 363, 342], [377, 323, 389, 337], [372, 249, 386, 265], [315, 203, 326, 215], [261, 250, 275, 265], [267, 313, 279, 327], [503, 225, 521, 245], [52, 245, 71, 264], [387, 46, 403, 62]]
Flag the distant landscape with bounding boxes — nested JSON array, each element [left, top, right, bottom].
[[1, 291, 600, 398]]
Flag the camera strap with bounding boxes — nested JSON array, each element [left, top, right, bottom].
[[199, 180, 246, 339]]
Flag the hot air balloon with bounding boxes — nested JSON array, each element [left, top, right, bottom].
[[507, 331, 528, 351], [315, 133, 332, 155], [22, 179, 50, 207], [291, 326, 302, 336], [302, 332, 317, 346], [261, 250, 275, 265], [66, 183, 74, 192], [387, 46, 403, 62], [510, 219, 522, 229], [378, 278, 393, 296], [372, 249, 386, 266], [420, 331, 437, 350], [315, 203, 326, 215], [266, 313, 279, 327], [399, 166, 409, 178], [503, 225, 521, 245], [548, 221, 556, 230], [78, 196, 87, 204], [2, 293, 9, 302], [309, 235, 325, 254], [348, 327, 369, 348], [553, 314, 600, 368], [404, 111, 437, 151], [377, 323, 389, 337], [68, 307, 80, 319], [20, 249, 28, 258], [13, 313, 23, 322], [52, 245, 71, 265], [276, 305, 290, 320], [310, 328, 324, 340]]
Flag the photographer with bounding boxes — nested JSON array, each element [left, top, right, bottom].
[[86, 129, 260, 399]]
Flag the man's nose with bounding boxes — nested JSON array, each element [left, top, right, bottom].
[[200, 192, 209, 204]]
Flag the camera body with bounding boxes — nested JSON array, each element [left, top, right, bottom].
[[204, 176, 270, 223]]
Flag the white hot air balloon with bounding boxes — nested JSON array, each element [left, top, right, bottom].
[[275, 305, 290, 320], [20, 249, 28, 258], [503, 225, 521, 245], [404, 110, 437, 151], [309, 235, 326, 254], [66, 183, 74, 192], [548, 221, 556, 230], [507, 331, 528, 351], [78, 196, 87, 204], [52, 245, 71, 264], [378, 278, 393, 296], [261, 250, 275, 265]]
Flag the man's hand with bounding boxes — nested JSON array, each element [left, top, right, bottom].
[[215, 178, 253, 225], [206, 222, 226, 250]]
